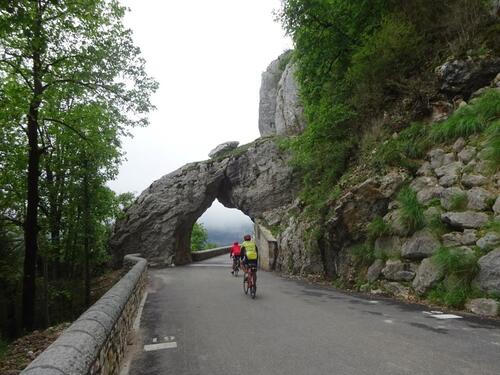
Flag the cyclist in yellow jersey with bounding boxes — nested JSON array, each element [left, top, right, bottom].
[[240, 234, 258, 270]]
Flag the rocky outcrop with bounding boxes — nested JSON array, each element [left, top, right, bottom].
[[436, 56, 500, 99], [465, 298, 499, 317], [258, 51, 306, 137], [275, 63, 306, 136], [413, 258, 444, 295], [474, 249, 500, 294], [110, 138, 299, 266], [208, 141, 239, 158]]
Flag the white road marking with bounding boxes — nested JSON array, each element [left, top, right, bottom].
[[133, 291, 148, 331], [384, 319, 394, 324], [144, 342, 178, 352], [368, 300, 379, 304], [491, 342, 500, 346], [164, 336, 175, 342], [429, 314, 462, 320], [152, 337, 157, 343]]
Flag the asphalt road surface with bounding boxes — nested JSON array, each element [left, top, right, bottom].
[[123, 255, 500, 375]]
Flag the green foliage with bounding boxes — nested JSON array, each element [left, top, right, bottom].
[[428, 246, 480, 308], [367, 216, 391, 243], [350, 243, 375, 266], [427, 283, 474, 308], [191, 222, 209, 252], [449, 192, 468, 211], [0, 337, 7, 360], [349, 16, 424, 110], [397, 187, 425, 234], [372, 122, 431, 172], [431, 89, 500, 141], [432, 247, 478, 279], [426, 213, 447, 237], [289, 103, 354, 207], [482, 220, 500, 234], [484, 119, 500, 171]]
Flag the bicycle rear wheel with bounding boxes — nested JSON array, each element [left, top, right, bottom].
[[243, 274, 249, 294], [250, 273, 257, 299]]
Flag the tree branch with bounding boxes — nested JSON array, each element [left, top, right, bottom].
[[43, 117, 89, 142]]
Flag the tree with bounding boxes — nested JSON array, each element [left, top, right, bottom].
[[191, 223, 209, 251], [0, 0, 157, 331]]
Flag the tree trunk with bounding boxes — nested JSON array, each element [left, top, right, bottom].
[[22, 3, 44, 331], [83, 157, 91, 307], [22, 100, 41, 331]]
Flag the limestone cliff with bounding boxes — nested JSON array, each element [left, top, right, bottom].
[[110, 138, 299, 266]]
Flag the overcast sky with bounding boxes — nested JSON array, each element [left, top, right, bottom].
[[108, 0, 293, 229]]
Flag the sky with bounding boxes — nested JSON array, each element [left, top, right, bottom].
[[108, 0, 293, 230]]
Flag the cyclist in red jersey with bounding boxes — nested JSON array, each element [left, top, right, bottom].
[[230, 242, 241, 274]]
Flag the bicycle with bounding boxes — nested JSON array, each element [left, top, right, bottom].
[[243, 264, 257, 299], [232, 256, 240, 277]]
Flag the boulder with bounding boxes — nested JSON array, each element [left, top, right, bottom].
[[374, 236, 402, 259], [384, 210, 407, 237], [441, 211, 490, 229], [417, 186, 444, 205], [440, 187, 466, 210], [410, 176, 438, 192], [452, 138, 466, 153], [383, 282, 410, 298], [457, 146, 476, 164], [412, 258, 444, 295], [461, 174, 488, 188], [442, 229, 477, 247], [366, 259, 385, 283], [428, 148, 445, 169], [473, 249, 500, 294], [258, 52, 291, 136], [466, 187, 494, 211], [476, 232, 500, 250], [274, 62, 306, 136], [382, 260, 405, 280], [435, 161, 462, 179], [208, 141, 239, 158], [435, 57, 500, 99], [492, 197, 500, 215], [417, 162, 433, 177], [401, 230, 440, 260], [466, 298, 499, 317]]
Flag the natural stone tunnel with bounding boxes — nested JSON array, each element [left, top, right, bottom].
[[110, 138, 299, 266]]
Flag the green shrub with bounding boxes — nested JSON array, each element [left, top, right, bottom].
[[449, 192, 468, 211], [432, 246, 479, 281], [349, 16, 424, 110], [427, 283, 474, 308], [431, 89, 500, 141], [397, 187, 425, 234], [426, 213, 447, 237], [0, 338, 7, 360], [372, 122, 431, 172], [484, 119, 500, 172], [367, 216, 391, 242], [350, 243, 375, 266]]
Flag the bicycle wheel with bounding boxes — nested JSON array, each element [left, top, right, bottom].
[[250, 273, 257, 299], [243, 274, 249, 294]]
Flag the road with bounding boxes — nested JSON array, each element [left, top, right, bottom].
[[123, 255, 500, 375]]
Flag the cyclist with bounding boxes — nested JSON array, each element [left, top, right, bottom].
[[230, 241, 241, 274], [240, 234, 258, 275]]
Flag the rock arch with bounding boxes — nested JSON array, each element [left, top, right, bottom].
[[110, 138, 298, 266]]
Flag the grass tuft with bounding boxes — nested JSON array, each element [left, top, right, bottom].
[[367, 216, 391, 243], [431, 89, 500, 141], [397, 187, 425, 234], [449, 192, 468, 211]]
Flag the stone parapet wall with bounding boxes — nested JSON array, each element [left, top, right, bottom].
[[191, 246, 231, 262], [21, 254, 147, 375], [254, 222, 278, 271]]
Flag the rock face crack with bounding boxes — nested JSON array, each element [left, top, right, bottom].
[[110, 138, 298, 266]]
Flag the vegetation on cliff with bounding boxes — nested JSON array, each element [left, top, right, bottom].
[[276, 0, 500, 312], [0, 0, 157, 338]]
